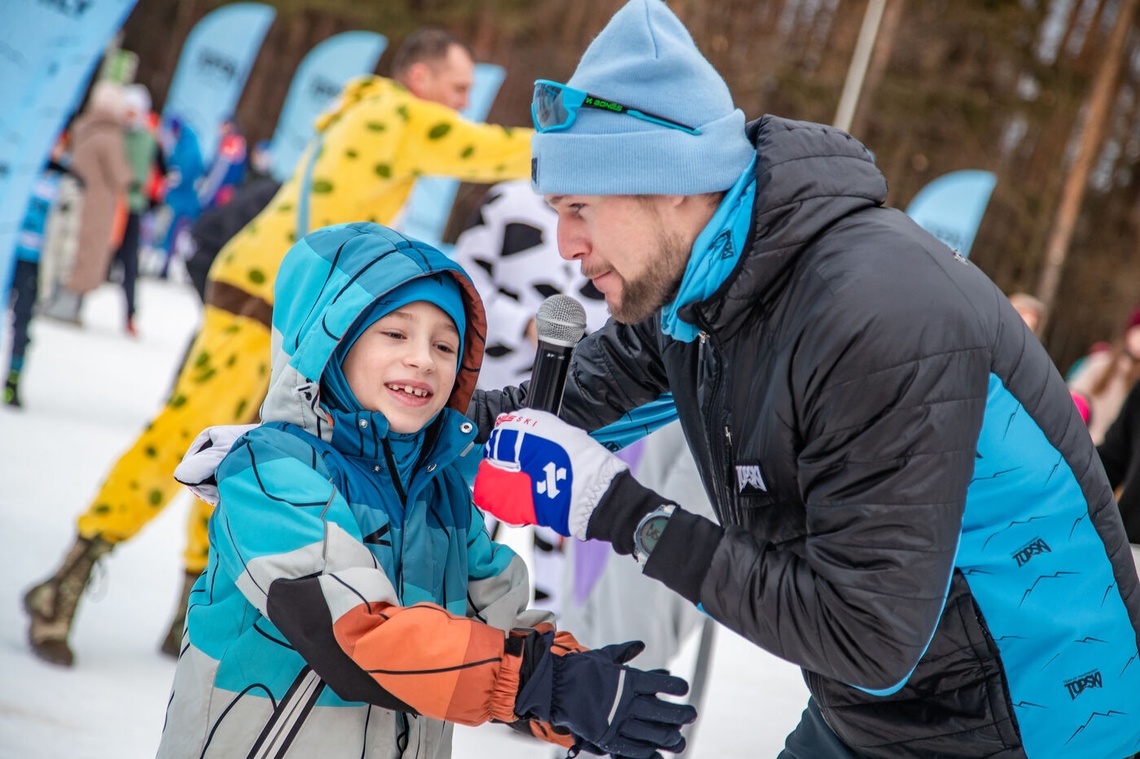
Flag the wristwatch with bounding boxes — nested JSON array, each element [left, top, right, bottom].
[[633, 504, 676, 565]]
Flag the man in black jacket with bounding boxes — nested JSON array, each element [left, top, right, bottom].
[[471, 1, 1140, 757]]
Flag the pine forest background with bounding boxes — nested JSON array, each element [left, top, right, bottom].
[[118, 0, 1140, 374]]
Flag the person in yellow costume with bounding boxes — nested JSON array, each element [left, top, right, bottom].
[[24, 28, 534, 666]]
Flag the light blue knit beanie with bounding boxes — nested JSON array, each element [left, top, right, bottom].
[[531, 0, 754, 196]]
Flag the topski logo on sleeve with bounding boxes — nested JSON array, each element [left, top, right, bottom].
[[736, 462, 767, 495]]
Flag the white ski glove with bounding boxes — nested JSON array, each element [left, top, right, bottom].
[[174, 424, 258, 505]]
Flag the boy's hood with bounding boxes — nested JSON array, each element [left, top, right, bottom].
[[261, 222, 486, 438]]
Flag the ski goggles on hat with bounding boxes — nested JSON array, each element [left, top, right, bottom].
[[532, 79, 701, 135]]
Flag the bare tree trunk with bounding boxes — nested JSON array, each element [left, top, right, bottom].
[[833, 0, 887, 132], [849, 0, 905, 139], [1035, 0, 1138, 331]]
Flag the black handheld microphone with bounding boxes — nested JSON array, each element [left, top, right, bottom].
[[526, 294, 588, 414]]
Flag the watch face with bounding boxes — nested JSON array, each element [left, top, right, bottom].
[[637, 515, 670, 557]]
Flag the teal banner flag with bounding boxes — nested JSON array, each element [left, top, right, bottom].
[[0, 0, 138, 326], [267, 30, 388, 182], [161, 2, 275, 165], [905, 169, 997, 259]]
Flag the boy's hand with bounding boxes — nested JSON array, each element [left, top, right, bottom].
[[516, 635, 696, 759], [474, 410, 628, 539]]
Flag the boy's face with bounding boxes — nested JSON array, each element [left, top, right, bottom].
[[342, 301, 460, 434]]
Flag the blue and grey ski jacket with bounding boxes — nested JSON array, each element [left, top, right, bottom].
[[158, 223, 559, 759]]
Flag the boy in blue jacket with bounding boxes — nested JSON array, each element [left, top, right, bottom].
[[156, 222, 694, 759]]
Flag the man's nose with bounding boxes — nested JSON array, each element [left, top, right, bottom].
[[455, 87, 471, 111], [557, 224, 586, 261]]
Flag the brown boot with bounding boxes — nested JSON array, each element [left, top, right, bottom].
[[160, 570, 199, 658], [23, 535, 114, 666]]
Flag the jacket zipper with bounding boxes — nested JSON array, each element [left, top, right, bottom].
[[724, 426, 736, 524], [698, 329, 739, 525], [381, 437, 408, 505], [246, 667, 326, 759]]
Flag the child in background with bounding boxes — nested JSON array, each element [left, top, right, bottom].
[[156, 222, 694, 759], [195, 116, 247, 211], [1006, 290, 1095, 426], [3, 134, 82, 407], [1068, 306, 1140, 443]]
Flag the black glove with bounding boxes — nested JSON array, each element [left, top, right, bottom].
[[516, 633, 696, 759], [585, 471, 667, 555]]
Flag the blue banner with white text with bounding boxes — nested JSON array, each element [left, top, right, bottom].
[[267, 30, 388, 182], [905, 169, 997, 259], [0, 0, 138, 328], [160, 2, 275, 165]]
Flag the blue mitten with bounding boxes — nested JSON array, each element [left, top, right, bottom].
[[516, 634, 696, 759]]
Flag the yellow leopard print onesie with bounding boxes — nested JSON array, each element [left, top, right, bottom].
[[76, 76, 533, 571]]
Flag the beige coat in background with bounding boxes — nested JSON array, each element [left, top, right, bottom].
[[66, 85, 131, 295]]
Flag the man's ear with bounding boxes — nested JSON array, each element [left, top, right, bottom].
[[404, 61, 431, 97], [671, 193, 721, 238]]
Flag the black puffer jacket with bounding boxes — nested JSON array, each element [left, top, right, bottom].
[[471, 116, 1140, 758]]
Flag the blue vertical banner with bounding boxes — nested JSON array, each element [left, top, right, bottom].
[[0, 0, 138, 327], [905, 170, 997, 259], [267, 30, 388, 182], [399, 63, 508, 253], [161, 2, 276, 166]]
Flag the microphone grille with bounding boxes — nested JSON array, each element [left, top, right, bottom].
[[536, 294, 588, 348]]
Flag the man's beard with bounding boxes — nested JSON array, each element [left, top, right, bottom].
[[610, 228, 689, 324]]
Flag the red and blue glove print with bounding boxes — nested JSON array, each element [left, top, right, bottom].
[[474, 410, 629, 539]]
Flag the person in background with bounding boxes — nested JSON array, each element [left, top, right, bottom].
[[195, 116, 247, 211], [1098, 378, 1140, 571], [452, 178, 609, 391], [470, 1, 1140, 756], [1068, 306, 1140, 444], [184, 174, 281, 305], [1007, 291, 1046, 337], [1007, 290, 1093, 425], [451, 178, 609, 614], [3, 134, 81, 407], [155, 116, 204, 278], [112, 83, 162, 337], [36, 132, 86, 318], [247, 138, 273, 180], [39, 80, 132, 326], [24, 27, 536, 668], [155, 221, 694, 759], [184, 140, 278, 304]]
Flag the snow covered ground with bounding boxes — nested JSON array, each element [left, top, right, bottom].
[[0, 276, 808, 758]]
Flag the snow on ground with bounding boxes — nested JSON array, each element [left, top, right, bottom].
[[0, 277, 808, 758]]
